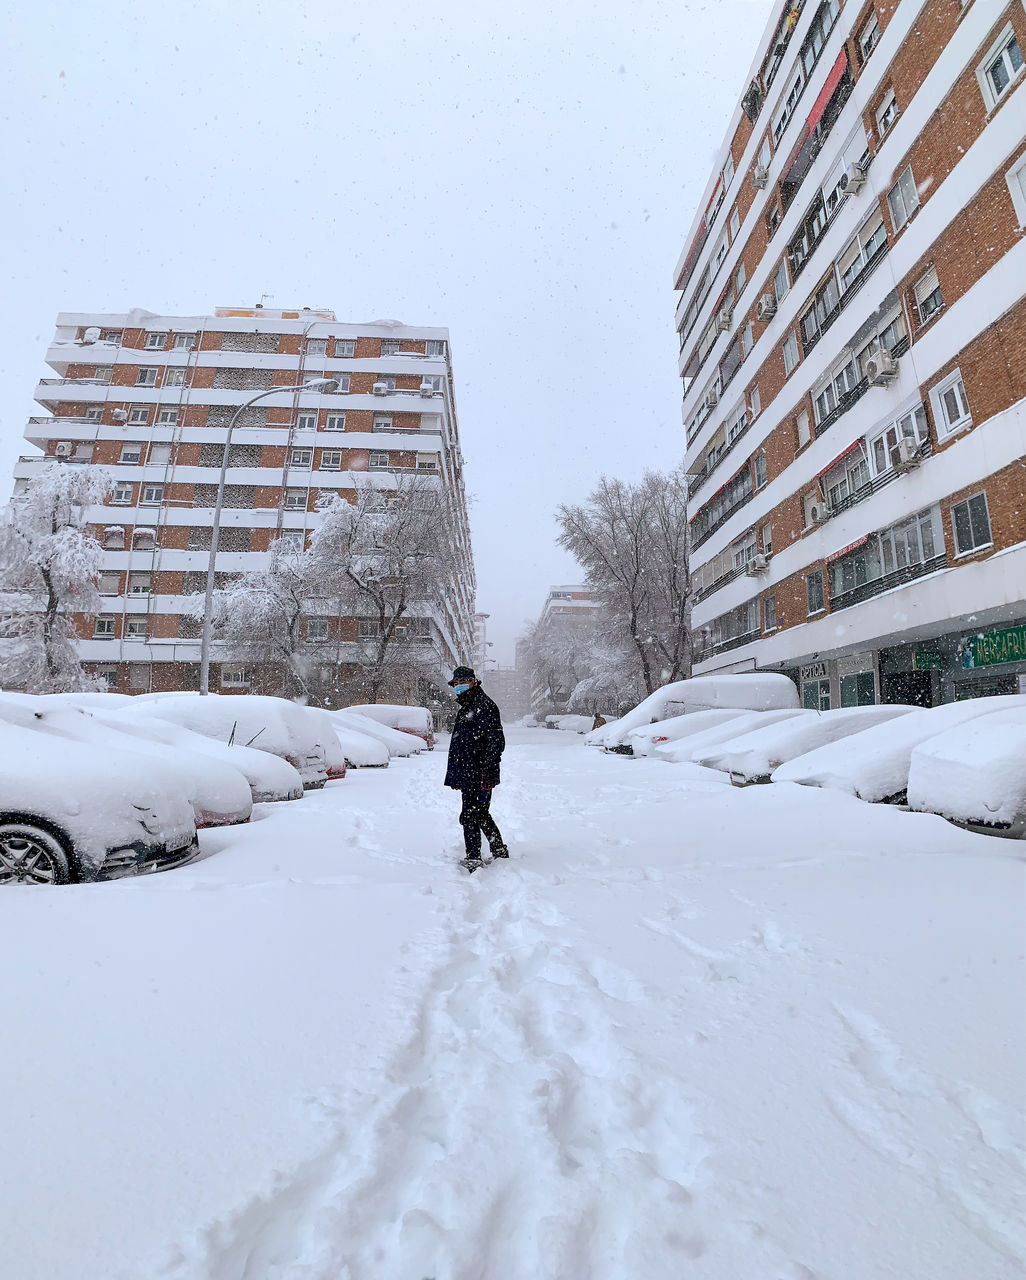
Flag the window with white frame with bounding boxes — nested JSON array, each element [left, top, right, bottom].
[[173, 333, 195, 350], [930, 370, 972, 435], [369, 452, 389, 469], [422, 374, 443, 391], [763, 593, 777, 631], [221, 666, 251, 688], [128, 572, 151, 595], [165, 368, 187, 387], [750, 385, 761, 417], [425, 340, 446, 357], [85, 406, 102, 421], [335, 339, 356, 357], [722, 151, 735, 189], [140, 484, 163, 506], [952, 493, 993, 555], [380, 338, 400, 356], [112, 482, 133, 505], [741, 321, 754, 357], [373, 415, 393, 432], [93, 366, 113, 383], [296, 412, 317, 431], [125, 618, 148, 639], [1005, 152, 1026, 226], [729, 206, 740, 240], [133, 528, 155, 550], [813, 356, 859, 423], [735, 261, 747, 295], [796, 408, 811, 448], [320, 449, 343, 470], [73, 443, 93, 463], [95, 666, 118, 689], [98, 572, 120, 596], [137, 367, 158, 386], [278, 530, 304, 551], [823, 446, 870, 509], [94, 615, 116, 638], [326, 413, 346, 431], [376, 375, 397, 391], [914, 266, 944, 325], [887, 165, 919, 231], [783, 331, 799, 374], [753, 451, 767, 488], [726, 403, 747, 442], [416, 452, 439, 471], [120, 442, 143, 464], [772, 66, 804, 144], [837, 210, 886, 291], [103, 526, 126, 548], [758, 134, 772, 170], [875, 89, 899, 137], [145, 332, 166, 349], [157, 408, 178, 425], [128, 665, 151, 691], [773, 259, 790, 303], [306, 338, 328, 357], [358, 619, 379, 638], [148, 443, 171, 465], [290, 447, 312, 469], [128, 406, 149, 424], [713, 233, 729, 269], [762, 522, 773, 555], [329, 373, 350, 392], [284, 488, 307, 510], [306, 618, 329, 641], [977, 24, 1024, 109], [869, 403, 929, 475], [733, 532, 757, 569], [858, 11, 881, 63], [806, 569, 825, 615]]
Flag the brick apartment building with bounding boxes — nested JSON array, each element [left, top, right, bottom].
[[529, 585, 603, 714], [676, 0, 1026, 709], [11, 305, 476, 698]]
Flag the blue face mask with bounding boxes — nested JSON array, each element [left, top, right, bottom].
[[453, 683, 471, 696]]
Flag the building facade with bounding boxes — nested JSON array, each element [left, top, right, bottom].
[[529, 585, 603, 714], [11, 305, 476, 699], [676, 0, 1026, 709]]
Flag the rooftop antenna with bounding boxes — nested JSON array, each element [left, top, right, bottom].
[[257, 292, 274, 309]]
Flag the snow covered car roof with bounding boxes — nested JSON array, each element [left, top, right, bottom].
[[345, 704, 434, 748], [0, 720, 197, 882], [597, 674, 800, 748], [327, 710, 422, 756], [695, 704, 916, 784], [307, 709, 389, 768], [652, 708, 807, 763], [626, 708, 753, 757], [773, 695, 1026, 803], [907, 705, 1026, 837]]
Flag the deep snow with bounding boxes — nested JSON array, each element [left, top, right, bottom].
[[1, 727, 1024, 1279]]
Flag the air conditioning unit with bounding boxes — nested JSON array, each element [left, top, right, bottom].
[[892, 437, 921, 473], [839, 162, 867, 195], [54, 441, 73, 457], [372, 382, 390, 395], [745, 553, 769, 575], [715, 309, 733, 333], [752, 163, 769, 189], [419, 379, 435, 397], [704, 388, 719, 410], [112, 408, 129, 422], [866, 351, 898, 385], [81, 326, 101, 345], [809, 502, 832, 525], [756, 292, 777, 322]]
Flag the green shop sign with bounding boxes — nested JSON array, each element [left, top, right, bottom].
[[912, 651, 943, 670], [957, 624, 1026, 669]]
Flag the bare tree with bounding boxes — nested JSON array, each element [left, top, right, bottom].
[[556, 467, 691, 698], [0, 463, 111, 693]]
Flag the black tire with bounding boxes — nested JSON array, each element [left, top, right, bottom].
[[0, 821, 73, 885]]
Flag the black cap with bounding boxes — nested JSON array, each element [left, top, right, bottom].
[[448, 665, 477, 686]]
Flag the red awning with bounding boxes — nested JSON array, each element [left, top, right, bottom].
[[816, 437, 865, 480], [807, 49, 848, 134], [827, 534, 869, 564]]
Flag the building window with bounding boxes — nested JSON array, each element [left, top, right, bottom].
[[425, 339, 446, 357], [326, 413, 346, 431], [887, 165, 919, 232], [98, 572, 120, 596], [96, 666, 118, 689], [807, 569, 825, 614], [930, 370, 972, 435], [128, 573, 151, 595], [729, 206, 740, 240], [803, 677, 831, 711], [857, 11, 881, 63], [796, 408, 812, 449], [914, 267, 944, 326], [296, 412, 317, 431], [369, 452, 390, 469], [741, 321, 754, 357], [753, 451, 767, 488], [290, 447, 313, 469], [149, 443, 171, 464], [379, 338, 400, 357], [376, 375, 397, 392], [172, 333, 195, 350], [772, 66, 804, 144], [869, 403, 929, 475], [372, 416, 393, 432], [876, 89, 899, 137], [128, 407, 149, 424], [416, 452, 439, 471], [284, 488, 307, 510], [145, 333, 166, 349], [421, 374, 443, 392], [763, 594, 777, 632], [306, 618, 329, 641], [750, 385, 761, 417], [157, 408, 178, 425], [978, 25, 1024, 109], [141, 484, 164, 506], [837, 211, 886, 293], [320, 449, 343, 470], [111, 482, 133, 505], [278, 530, 305, 551], [306, 338, 328, 357], [120, 442, 143, 464], [85, 406, 102, 422], [100, 331, 122, 346], [783, 331, 799, 374], [801, 275, 840, 349], [762, 522, 773, 555], [813, 356, 859, 425], [358, 619, 380, 638], [1007, 153, 1026, 227], [103, 526, 126, 549], [221, 666, 251, 688], [125, 618, 148, 640], [952, 493, 993, 555], [93, 366, 113, 383], [329, 373, 350, 392], [165, 368, 187, 387], [94, 616, 116, 638], [773, 259, 790, 303], [128, 665, 152, 691], [735, 261, 747, 295], [137, 367, 159, 386], [133, 529, 155, 550], [335, 339, 356, 357]]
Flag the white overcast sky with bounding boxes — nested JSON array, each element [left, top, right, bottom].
[[1, 0, 775, 665]]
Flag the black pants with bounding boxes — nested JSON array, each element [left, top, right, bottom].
[[459, 787, 504, 858]]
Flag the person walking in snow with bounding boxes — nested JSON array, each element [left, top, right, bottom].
[[444, 666, 508, 871]]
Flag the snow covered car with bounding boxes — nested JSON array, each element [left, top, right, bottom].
[[327, 709, 423, 757], [651, 708, 808, 763], [598, 673, 800, 754], [627, 708, 753, 757], [308, 709, 389, 768], [544, 714, 594, 733], [696, 704, 916, 785], [0, 721, 198, 885], [907, 706, 1026, 838], [0, 696, 253, 829], [98, 704, 305, 803], [773, 694, 1026, 803], [345, 704, 435, 749], [132, 694, 329, 789]]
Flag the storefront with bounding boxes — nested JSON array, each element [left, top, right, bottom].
[[879, 618, 1026, 705]]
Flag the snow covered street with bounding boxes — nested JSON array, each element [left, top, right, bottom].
[[2, 726, 1025, 1279]]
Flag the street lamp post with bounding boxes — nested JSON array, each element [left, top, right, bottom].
[[198, 377, 337, 695]]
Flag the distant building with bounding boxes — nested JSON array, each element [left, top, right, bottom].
[[472, 611, 491, 672], [481, 665, 531, 721], [530, 585, 602, 715], [676, 0, 1026, 709]]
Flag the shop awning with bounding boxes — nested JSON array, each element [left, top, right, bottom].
[[827, 534, 870, 564], [808, 49, 849, 135], [816, 437, 865, 480]]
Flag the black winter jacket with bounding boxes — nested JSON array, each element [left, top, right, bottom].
[[444, 685, 505, 790]]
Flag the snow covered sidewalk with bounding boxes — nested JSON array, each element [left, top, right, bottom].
[[1, 727, 1024, 1279]]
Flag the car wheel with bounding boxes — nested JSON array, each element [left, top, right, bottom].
[[0, 822, 72, 885]]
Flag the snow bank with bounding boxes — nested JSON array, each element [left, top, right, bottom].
[[308, 708, 389, 768], [327, 709, 421, 757], [697, 704, 917, 783], [773, 694, 1026, 802], [628, 708, 753, 757], [597, 674, 799, 747], [907, 706, 1026, 834], [546, 714, 593, 733], [654, 708, 808, 763], [347, 703, 433, 737]]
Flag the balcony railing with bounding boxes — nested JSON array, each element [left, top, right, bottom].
[[688, 420, 751, 499], [691, 487, 754, 551], [802, 239, 889, 358], [829, 553, 947, 613], [822, 438, 932, 519], [694, 562, 747, 604]]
